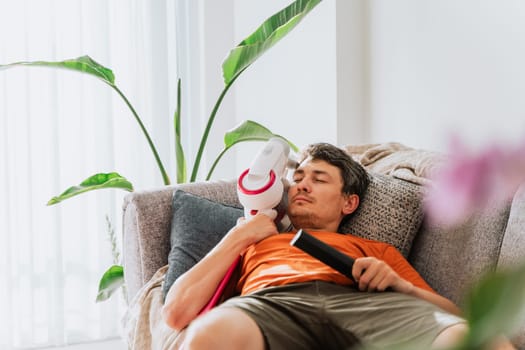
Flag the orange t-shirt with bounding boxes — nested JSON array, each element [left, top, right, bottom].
[[237, 231, 434, 295]]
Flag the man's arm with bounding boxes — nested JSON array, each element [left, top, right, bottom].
[[352, 257, 462, 316], [162, 214, 278, 331]]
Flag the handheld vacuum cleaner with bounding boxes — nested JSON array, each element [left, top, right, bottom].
[[237, 137, 298, 232], [199, 138, 297, 315]]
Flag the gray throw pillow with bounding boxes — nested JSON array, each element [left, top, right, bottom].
[[162, 190, 243, 298], [339, 172, 425, 257]]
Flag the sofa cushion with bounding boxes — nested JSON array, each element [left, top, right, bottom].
[[339, 173, 425, 257], [409, 201, 511, 304], [162, 190, 243, 298]]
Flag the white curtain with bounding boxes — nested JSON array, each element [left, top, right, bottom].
[[0, 0, 178, 348]]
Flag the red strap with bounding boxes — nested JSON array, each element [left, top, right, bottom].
[[198, 255, 241, 315]]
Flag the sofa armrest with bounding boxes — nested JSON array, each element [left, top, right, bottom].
[[497, 184, 525, 349], [122, 180, 239, 302], [497, 183, 525, 270]]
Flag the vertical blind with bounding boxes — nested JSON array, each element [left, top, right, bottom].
[[0, 0, 178, 348]]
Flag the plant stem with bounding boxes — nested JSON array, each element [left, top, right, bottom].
[[110, 84, 171, 185], [105, 215, 120, 265], [205, 137, 269, 181], [174, 78, 186, 183], [190, 71, 243, 182], [205, 147, 229, 181]]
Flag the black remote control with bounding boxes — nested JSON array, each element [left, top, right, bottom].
[[290, 229, 355, 281]]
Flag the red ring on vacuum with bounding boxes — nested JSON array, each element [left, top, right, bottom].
[[238, 169, 276, 195]]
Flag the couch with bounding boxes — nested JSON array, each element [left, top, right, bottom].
[[121, 143, 525, 349]]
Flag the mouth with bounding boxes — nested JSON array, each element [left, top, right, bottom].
[[292, 195, 313, 204]]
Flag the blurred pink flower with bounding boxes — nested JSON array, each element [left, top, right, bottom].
[[425, 137, 525, 226]]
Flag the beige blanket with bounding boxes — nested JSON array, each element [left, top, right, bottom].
[[122, 142, 444, 349], [345, 142, 445, 186], [123, 265, 181, 350]]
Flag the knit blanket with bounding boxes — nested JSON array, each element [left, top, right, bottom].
[[345, 142, 445, 186]]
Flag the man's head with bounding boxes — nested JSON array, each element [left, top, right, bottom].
[[287, 143, 370, 232]]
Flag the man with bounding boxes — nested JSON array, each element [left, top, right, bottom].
[[161, 143, 495, 349]]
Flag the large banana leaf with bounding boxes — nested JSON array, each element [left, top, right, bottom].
[[222, 0, 321, 85], [47, 172, 133, 205], [224, 120, 298, 152], [205, 120, 298, 180], [191, 0, 321, 181], [1, 56, 170, 185], [96, 265, 124, 302], [0, 55, 115, 85]]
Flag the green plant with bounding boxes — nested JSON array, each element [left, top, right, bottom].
[[457, 262, 525, 349], [0, 0, 321, 302], [97, 215, 127, 303]]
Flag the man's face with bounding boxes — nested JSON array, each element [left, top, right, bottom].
[[287, 157, 356, 232]]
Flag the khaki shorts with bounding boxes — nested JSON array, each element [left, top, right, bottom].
[[221, 281, 465, 350]]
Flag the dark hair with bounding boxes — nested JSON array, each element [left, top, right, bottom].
[[298, 143, 370, 200]]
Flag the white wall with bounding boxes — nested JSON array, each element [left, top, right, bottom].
[[367, 0, 525, 152], [336, 1, 370, 147]]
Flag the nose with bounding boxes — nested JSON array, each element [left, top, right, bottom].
[[294, 177, 311, 193]]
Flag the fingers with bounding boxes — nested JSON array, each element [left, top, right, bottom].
[[362, 267, 388, 292], [252, 212, 278, 227], [352, 257, 369, 284], [237, 214, 274, 229], [237, 213, 278, 242], [353, 257, 398, 292]]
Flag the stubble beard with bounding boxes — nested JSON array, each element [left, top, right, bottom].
[[288, 206, 320, 230]]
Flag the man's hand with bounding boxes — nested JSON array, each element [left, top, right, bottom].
[[234, 213, 279, 248], [352, 257, 414, 294]]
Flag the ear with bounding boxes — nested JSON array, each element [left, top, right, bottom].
[[342, 194, 360, 215]]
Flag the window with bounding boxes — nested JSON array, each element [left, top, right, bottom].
[[0, 0, 177, 347]]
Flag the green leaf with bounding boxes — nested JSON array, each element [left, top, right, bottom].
[[461, 263, 525, 349], [96, 265, 124, 302], [222, 0, 321, 85], [0, 55, 115, 85], [1, 56, 170, 185], [224, 120, 298, 152], [47, 172, 133, 205], [205, 120, 298, 180]]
